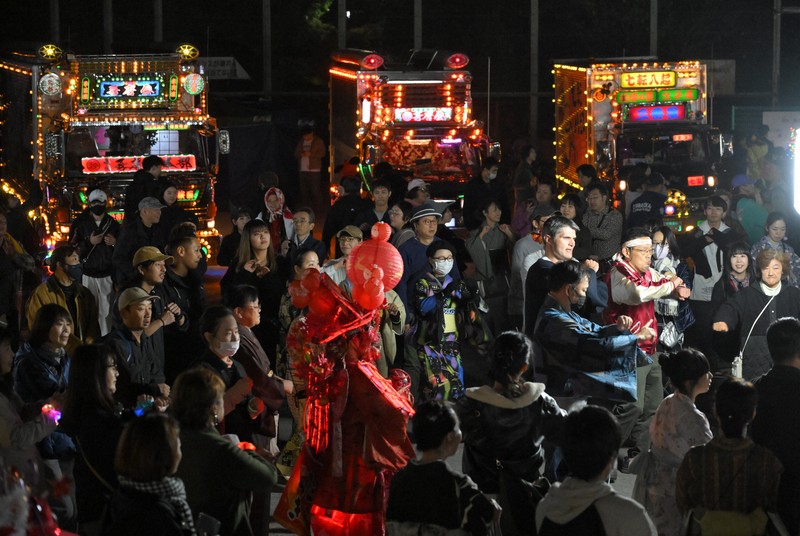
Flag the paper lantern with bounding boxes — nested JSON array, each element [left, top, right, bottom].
[[371, 222, 392, 242], [347, 239, 403, 291]]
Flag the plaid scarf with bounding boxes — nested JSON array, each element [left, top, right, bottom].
[[118, 475, 196, 535]]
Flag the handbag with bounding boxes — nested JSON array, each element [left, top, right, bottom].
[[732, 295, 775, 378], [659, 320, 684, 349]]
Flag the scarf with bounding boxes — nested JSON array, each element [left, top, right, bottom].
[[118, 475, 196, 535], [760, 281, 782, 297], [263, 187, 292, 223], [728, 273, 750, 293]]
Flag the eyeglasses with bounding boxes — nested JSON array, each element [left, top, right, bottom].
[[629, 247, 654, 254], [388, 209, 403, 216], [433, 256, 454, 262]]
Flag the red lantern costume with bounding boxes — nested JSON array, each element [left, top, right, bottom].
[[274, 224, 415, 535]]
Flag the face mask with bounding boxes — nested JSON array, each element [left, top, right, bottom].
[[90, 205, 106, 216], [654, 244, 670, 260], [216, 340, 239, 357], [487, 172, 497, 181], [433, 259, 454, 275], [570, 286, 587, 308], [65, 264, 83, 281]]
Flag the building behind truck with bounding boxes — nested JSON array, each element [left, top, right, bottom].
[[554, 60, 724, 232], [329, 49, 497, 200], [0, 44, 222, 258]]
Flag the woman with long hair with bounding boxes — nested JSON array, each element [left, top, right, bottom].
[[172, 368, 279, 536], [651, 225, 695, 350], [633, 348, 713, 536], [710, 242, 754, 367], [455, 331, 565, 535], [714, 249, 800, 379], [221, 219, 284, 361]]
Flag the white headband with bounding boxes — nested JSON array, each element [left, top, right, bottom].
[[624, 237, 652, 249]]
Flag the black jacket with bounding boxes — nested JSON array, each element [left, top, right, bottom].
[[112, 218, 167, 287], [104, 486, 191, 536], [322, 194, 370, 253], [123, 170, 160, 220], [70, 210, 120, 278], [462, 177, 509, 230], [105, 326, 164, 406]]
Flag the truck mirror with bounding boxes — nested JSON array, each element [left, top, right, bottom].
[[219, 130, 230, 155]]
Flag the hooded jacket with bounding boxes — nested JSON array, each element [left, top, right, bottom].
[[535, 478, 656, 535]]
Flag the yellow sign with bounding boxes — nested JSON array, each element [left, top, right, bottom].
[[620, 71, 676, 89]]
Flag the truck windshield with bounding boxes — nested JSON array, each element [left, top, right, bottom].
[[64, 125, 207, 176], [617, 132, 708, 167], [381, 139, 476, 173]]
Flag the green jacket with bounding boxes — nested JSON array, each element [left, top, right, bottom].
[[176, 427, 279, 536]]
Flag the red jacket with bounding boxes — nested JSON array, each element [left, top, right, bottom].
[[603, 259, 676, 355]]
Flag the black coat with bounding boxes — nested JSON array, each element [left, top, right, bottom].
[[103, 486, 191, 536], [70, 210, 120, 278], [123, 170, 160, 220]]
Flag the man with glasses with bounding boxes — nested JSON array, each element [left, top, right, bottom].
[[404, 178, 430, 208], [321, 176, 369, 256], [582, 183, 623, 270], [603, 228, 691, 465], [281, 206, 327, 270], [322, 225, 363, 285]]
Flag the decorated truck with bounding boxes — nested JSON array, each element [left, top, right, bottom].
[[554, 60, 723, 232], [329, 49, 497, 199], [0, 44, 224, 256]]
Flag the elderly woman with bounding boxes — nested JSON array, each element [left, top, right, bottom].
[[197, 305, 263, 444], [173, 368, 279, 536], [713, 249, 800, 380], [105, 414, 194, 535]]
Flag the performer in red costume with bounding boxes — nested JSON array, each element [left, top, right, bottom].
[[274, 223, 415, 536]]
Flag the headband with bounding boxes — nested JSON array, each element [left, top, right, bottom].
[[623, 237, 652, 249]]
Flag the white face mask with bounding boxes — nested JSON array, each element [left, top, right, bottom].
[[433, 259, 454, 275], [654, 244, 670, 260], [487, 171, 497, 181], [216, 340, 240, 357]]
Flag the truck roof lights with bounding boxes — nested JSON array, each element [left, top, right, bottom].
[[176, 44, 200, 60], [445, 54, 469, 69], [38, 44, 63, 61], [361, 54, 384, 69]]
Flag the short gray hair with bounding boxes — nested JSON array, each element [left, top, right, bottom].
[[542, 215, 579, 241]]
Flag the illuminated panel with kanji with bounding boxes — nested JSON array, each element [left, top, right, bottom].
[[81, 154, 196, 174]]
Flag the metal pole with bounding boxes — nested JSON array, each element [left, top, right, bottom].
[[263, 0, 272, 94], [487, 57, 491, 139], [414, 0, 422, 50], [103, 0, 112, 53], [49, 0, 59, 43], [154, 0, 163, 42], [773, 0, 781, 107], [530, 0, 538, 143], [338, 0, 346, 49], [650, 0, 658, 57]]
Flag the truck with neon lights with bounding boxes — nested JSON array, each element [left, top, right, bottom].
[[554, 60, 723, 232], [329, 49, 494, 199], [0, 44, 224, 255]]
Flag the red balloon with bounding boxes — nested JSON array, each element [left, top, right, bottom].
[[308, 285, 338, 317], [347, 240, 403, 291], [371, 222, 392, 242]]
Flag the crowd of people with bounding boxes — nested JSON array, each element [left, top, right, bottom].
[[0, 137, 800, 536]]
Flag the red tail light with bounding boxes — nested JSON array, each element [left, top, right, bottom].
[[445, 53, 469, 69], [361, 54, 384, 69], [687, 176, 704, 187]]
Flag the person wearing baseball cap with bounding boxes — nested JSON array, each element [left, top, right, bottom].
[[105, 286, 169, 407], [112, 196, 168, 288], [321, 225, 363, 285], [69, 188, 120, 335], [405, 178, 430, 207]]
